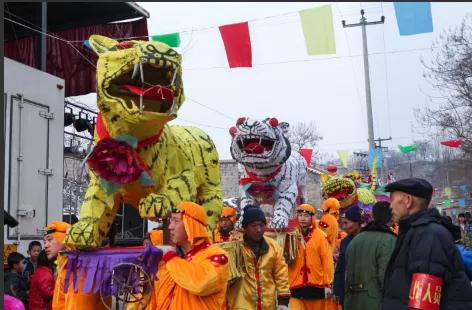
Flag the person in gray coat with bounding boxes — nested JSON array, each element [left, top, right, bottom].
[[344, 202, 396, 310]]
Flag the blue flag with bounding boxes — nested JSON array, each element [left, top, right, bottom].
[[368, 148, 383, 169], [394, 2, 433, 36], [460, 185, 468, 193], [458, 199, 466, 208]]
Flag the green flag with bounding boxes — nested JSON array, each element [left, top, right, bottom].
[[398, 144, 417, 153], [151, 33, 181, 47], [444, 187, 452, 197], [299, 5, 336, 55], [336, 150, 349, 168], [443, 199, 451, 208]]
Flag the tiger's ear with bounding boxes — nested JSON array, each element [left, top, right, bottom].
[[279, 122, 290, 135], [88, 35, 119, 55]]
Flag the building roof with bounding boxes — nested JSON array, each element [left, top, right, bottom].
[[4, 2, 149, 41]]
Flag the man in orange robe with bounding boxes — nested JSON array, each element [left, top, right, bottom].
[[213, 206, 237, 243], [319, 198, 341, 255], [49, 221, 111, 310], [148, 201, 229, 309], [289, 204, 334, 309]]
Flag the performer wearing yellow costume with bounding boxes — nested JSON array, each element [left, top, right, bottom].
[[289, 204, 334, 310], [213, 206, 237, 243], [147, 201, 229, 310], [227, 205, 290, 310], [46, 221, 111, 310], [319, 198, 341, 254]]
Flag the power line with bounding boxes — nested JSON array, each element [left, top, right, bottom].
[[175, 117, 228, 130], [185, 96, 236, 121]]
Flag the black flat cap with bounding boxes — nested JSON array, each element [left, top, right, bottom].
[[384, 178, 433, 201]]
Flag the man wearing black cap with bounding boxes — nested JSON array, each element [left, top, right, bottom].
[[333, 204, 363, 307], [345, 202, 397, 310], [227, 205, 290, 310], [382, 178, 472, 310]]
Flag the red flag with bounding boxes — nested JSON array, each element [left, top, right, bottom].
[[218, 22, 252, 68], [299, 148, 313, 167], [440, 139, 464, 148]]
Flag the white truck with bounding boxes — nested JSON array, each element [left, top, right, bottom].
[[4, 57, 64, 256]]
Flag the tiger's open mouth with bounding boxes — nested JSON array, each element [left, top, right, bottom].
[[236, 135, 276, 155], [106, 62, 177, 114]]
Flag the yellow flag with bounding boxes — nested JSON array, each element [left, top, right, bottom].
[[336, 150, 349, 168], [299, 5, 336, 55], [444, 187, 452, 197]]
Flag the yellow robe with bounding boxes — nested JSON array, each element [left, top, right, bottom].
[[148, 242, 229, 310], [52, 254, 111, 310], [227, 236, 290, 310]]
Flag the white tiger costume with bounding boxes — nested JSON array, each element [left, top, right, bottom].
[[229, 117, 307, 229]]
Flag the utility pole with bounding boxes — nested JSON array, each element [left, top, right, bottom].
[[342, 10, 385, 150]]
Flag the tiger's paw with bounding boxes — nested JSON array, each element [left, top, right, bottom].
[[139, 193, 172, 219]]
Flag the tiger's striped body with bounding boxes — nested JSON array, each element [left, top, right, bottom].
[[229, 117, 307, 229], [64, 35, 223, 249]]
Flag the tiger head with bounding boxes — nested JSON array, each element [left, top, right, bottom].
[[229, 117, 291, 169], [88, 35, 184, 139]]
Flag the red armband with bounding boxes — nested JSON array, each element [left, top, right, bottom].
[[408, 273, 443, 310]]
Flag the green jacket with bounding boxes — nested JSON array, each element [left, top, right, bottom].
[[344, 222, 396, 310]]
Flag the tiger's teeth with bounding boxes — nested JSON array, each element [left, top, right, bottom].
[[131, 63, 139, 80]]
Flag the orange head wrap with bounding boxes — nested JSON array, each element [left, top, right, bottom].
[[296, 204, 315, 215], [220, 207, 236, 223], [174, 201, 211, 245], [296, 204, 317, 227], [322, 198, 340, 213], [147, 229, 164, 246], [45, 221, 71, 244]]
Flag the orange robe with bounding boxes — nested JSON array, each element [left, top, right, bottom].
[[148, 242, 229, 310], [319, 213, 339, 254], [289, 226, 334, 310], [289, 226, 334, 288], [213, 227, 231, 243], [52, 255, 111, 310]]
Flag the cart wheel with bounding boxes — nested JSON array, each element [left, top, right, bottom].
[[100, 262, 153, 310]]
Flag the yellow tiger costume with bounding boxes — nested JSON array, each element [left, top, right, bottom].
[[64, 35, 223, 249]]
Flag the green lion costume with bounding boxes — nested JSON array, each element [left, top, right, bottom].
[[64, 35, 223, 249]]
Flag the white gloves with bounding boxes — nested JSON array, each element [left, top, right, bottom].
[[325, 287, 333, 297], [277, 306, 289, 310]]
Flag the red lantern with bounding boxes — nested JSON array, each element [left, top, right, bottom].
[[268, 117, 279, 127], [327, 165, 337, 173]]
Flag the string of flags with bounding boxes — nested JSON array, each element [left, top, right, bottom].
[[146, 3, 434, 68]]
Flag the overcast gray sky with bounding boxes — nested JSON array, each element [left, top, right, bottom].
[[81, 2, 472, 161]]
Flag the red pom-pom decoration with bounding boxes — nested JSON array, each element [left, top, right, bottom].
[[236, 117, 246, 126], [229, 126, 238, 137], [269, 117, 279, 127], [327, 165, 337, 173]]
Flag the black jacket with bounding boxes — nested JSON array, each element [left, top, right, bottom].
[[382, 208, 472, 310], [333, 234, 354, 305]]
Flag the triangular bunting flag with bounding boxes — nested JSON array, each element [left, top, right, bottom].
[[299, 148, 313, 167], [336, 150, 349, 168], [440, 139, 464, 148], [151, 33, 181, 47], [218, 22, 252, 68], [398, 144, 417, 153]]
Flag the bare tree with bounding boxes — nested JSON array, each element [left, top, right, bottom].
[[419, 14, 472, 156], [287, 121, 323, 151]]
